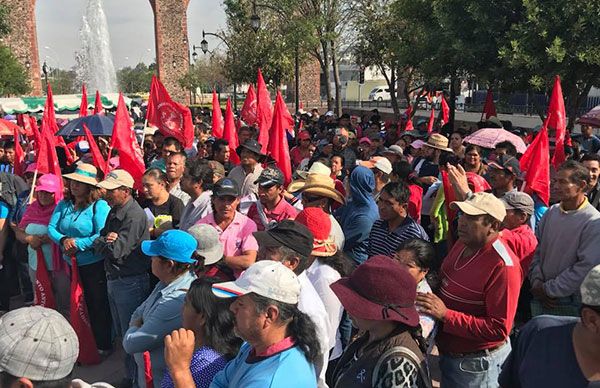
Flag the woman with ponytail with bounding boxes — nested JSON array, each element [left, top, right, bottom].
[[330, 255, 432, 388]]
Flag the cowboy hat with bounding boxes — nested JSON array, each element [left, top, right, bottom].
[[63, 163, 99, 186], [287, 173, 345, 204], [423, 133, 453, 152]]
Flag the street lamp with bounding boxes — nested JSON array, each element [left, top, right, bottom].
[[25, 60, 30, 69], [250, 2, 261, 32], [198, 30, 238, 110], [42, 61, 48, 90], [200, 36, 209, 54]]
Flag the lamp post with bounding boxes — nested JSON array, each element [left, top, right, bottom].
[[250, 1, 300, 113], [42, 61, 48, 91], [198, 30, 237, 110]]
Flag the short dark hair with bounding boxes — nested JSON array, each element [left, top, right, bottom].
[[495, 141, 517, 156], [559, 160, 590, 185], [185, 158, 214, 191], [212, 139, 229, 154], [163, 136, 183, 151], [3, 141, 14, 151], [382, 181, 410, 204], [275, 246, 310, 275], [0, 371, 72, 388], [580, 153, 600, 164], [143, 167, 169, 185], [167, 151, 187, 160], [397, 238, 435, 271]]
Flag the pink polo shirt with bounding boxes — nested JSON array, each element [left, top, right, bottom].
[[247, 196, 298, 231], [196, 211, 259, 258]]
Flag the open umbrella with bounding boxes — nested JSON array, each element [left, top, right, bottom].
[[57, 114, 115, 137], [577, 105, 600, 128], [0, 118, 24, 136], [464, 127, 527, 154]]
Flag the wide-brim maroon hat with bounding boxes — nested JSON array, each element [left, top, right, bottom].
[[331, 255, 419, 327]]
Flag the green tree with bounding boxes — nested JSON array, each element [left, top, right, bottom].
[[179, 56, 230, 94], [0, 45, 31, 96], [48, 68, 78, 94], [117, 63, 154, 93], [500, 0, 600, 128]]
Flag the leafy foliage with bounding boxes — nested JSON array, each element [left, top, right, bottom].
[[0, 45, 31, 96], [117, 63, 155, 93]]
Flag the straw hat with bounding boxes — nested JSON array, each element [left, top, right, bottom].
[[287, 173, 345, 204], [63, 164, 99, 186], [424, 133, 453, 152], [296, 161, 331, 180]]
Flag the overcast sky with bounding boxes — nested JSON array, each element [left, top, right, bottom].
[[35, 0, 227, 70]]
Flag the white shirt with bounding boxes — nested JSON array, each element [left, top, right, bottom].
[[306, 259, 343, 360], [169, 181, 191, 206], [298, 272, 332, 388], [178, 190, 212, 231]]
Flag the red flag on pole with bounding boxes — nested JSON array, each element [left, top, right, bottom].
[[548, 75, 567, 169], [146, 75, 194, 148], [110, 93, 145, 191], [84, 124, 108, 175], [12, 124, 24, 176], [211, 90, 224, 139], [56, 136, 75, 166], [37, 125, 64, 202], [256, 69, 273, 153], [520, 116, 551, 206], [240, 84, 257, 126], [481, 89, 497, 121], [17, 114, 34, 138], [79, 84, 88, 117], [69, 256, 101, 365], [42, 83, 59, 134], [441, 95, 450, 125], [34, 249, 56, 308], [31, 117, 42, 154], [223, 98, 240, 165], [427, 108, 435, 133], [267, 91, 292, 185], [403, 105, 414, 131], [93, 90, 103, 115]]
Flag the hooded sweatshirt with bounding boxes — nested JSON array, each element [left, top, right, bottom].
[[334, 166, 379, 265]]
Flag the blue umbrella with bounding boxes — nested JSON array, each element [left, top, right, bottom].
[[57, 114, 115, 137]]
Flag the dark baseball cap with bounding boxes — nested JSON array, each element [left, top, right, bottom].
[[253, 220, 314, 258], [212, 178, 240, 198], [255, 167, 284, 187], [488, 155, 521, 177]]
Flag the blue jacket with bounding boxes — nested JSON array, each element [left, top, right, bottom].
[[123, 270, 196, 388], [334, 166, 379, 265], [48, 199, 110, 266]]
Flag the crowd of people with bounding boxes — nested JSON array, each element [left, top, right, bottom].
[[0, 107, 599, 388]]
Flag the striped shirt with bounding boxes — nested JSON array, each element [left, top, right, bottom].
[[367, 217, 429, 257]]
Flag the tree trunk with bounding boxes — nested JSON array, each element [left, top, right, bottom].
[[389, 66, 399, 119], [320, 40, 333, 111], [331, 39, 343, 116], [566, 82, 593, 130], [449, 73, 457, 128]]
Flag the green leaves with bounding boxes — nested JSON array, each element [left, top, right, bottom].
[[0, 45, 31, 96]]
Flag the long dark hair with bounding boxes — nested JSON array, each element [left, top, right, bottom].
[[186, 278, 242, 359], [249, 293, 321, 365]]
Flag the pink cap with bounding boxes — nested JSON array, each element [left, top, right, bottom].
[[359, 137, 372, 145], [410, 139, 426, 149], [25, 163, 37, 174], [35, 174, 61, 194]]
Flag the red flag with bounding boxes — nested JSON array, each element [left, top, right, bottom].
[[256, 69, 273, 153], [267, 91, 292, 185], [17, 114, 33, 138], [223, 98, 240, 165], [520, 116, 550, 206], [241, 84, 257, 126], [481, 89, 497, 121], [30, 117, 42, 154], [146, 75, 194, 148], [12, 124, 24, 176], [42, 83, 59, 134], [93, 90, 103, 115], [211, 90, 224, 139], [403, 105, 414, 131], [441, 96, 450, 125], [427, 108, 435, 133], [280, 97, 295, 137], [37, 125, 64, 201], [110, 93, 145, 191], [34, 249, 56, 308], [548, 75, 567, 169], [56, 136, 75, 166], [69, 257, 101, 365], [84, 124, 108, 175], [79, 84, 88, 117]]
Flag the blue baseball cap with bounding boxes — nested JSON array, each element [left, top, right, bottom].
[[141, 230, 198, 264]]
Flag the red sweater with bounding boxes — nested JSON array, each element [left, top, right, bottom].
[[436, 237, 522, 354], [500, 224, 537, 276]]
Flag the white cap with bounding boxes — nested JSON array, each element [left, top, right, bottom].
[[374, 157, 393, 174], [212, 261, 301, 304], [0, 306, 79, 381]]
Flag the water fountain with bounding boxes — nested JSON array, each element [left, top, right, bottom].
[[75, 0, 118, 92]]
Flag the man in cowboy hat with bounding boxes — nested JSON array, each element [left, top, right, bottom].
[[416, 192, 521, 387], [247, 167, 298, 231], [288, 166, 346, 250], [487, 154, 520, 199], [227, 139, 265, 199], [416, 133, 453, 188]]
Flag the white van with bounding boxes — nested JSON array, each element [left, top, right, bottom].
[[368, 86, 391, 101]]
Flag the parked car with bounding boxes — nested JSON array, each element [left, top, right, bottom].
[[368, 86, 391, 101]]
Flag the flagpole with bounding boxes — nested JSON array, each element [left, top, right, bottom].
[[28, 169, 39, 204]]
